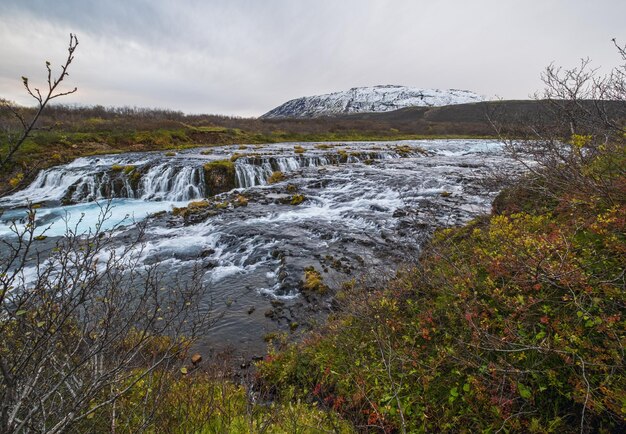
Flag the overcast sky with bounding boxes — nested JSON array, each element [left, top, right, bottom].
[[0, 0, 624, 116]]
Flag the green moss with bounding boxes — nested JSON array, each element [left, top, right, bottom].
[[337, 149, 348, 163], [203, 160, 236, 195], [314, 143, 334, 150], [290, 194, 305, 205], [267, 171, 285, 184], [294, 145, 305, 154], [128, 169, 143, 191], [302, 266, 328, 294], [172, 200, 213, 217], [203, 160, 235, 172], [395, 144, 413, 155], [233, 194, 248, 207], [230, 152, 243, 162]]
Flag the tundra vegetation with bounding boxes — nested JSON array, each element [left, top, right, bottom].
[[1, 37, 625, 433]]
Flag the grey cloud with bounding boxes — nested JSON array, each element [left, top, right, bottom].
[[1, 0, 625, 116]]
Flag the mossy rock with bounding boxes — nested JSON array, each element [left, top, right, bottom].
[[290, 194, 305, 205], [395, 145, 413, 156], [233, 194, 248, 207], [267, 171, 285, 184], [337, 149, 349, 163], [203, 160, 236, 195], [128, 168, 144, 192], [314, 143, 334, 150], [301, 266, 328, 294]]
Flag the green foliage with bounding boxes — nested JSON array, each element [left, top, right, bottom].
[[78, 370, 354, 433]]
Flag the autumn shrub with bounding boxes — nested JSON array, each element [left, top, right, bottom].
[[77, 369, 354, 433], [258, 148, 626, 432]]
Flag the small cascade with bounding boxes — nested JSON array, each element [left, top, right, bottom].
[[139, 165, 205, 201], [233, 151, 405, 188], [1, 162, 207, 207], [2, 167, 100, 205]]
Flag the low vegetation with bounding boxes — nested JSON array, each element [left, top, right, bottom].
[[302, 267, 329, 294], [290, 193, 306, 205], [80, 370, 354, 433]]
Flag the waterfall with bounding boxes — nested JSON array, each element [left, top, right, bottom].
[[233, 151, 406, 188], [139, 164, 205, 201], [1, 147, 424, 207], [2, 162, 206, 206], [2, 167, 99, 205]]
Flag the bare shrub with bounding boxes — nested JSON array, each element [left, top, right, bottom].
[[0, 203, 214, 432]]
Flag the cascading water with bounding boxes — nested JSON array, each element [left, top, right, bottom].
[[2, 149, 410, 207], [233, 151, 404, 188], [139, 164, 205, 201]]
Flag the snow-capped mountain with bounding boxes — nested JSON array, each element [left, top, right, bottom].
[[261, 85, 485, 118]]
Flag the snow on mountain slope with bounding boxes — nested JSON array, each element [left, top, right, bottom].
[[261, 85, 486, 118]]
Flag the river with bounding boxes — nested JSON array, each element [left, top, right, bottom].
[[0, 140, 523, 361]]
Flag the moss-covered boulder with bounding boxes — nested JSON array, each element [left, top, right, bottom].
[[203, 160, 236, 195]]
